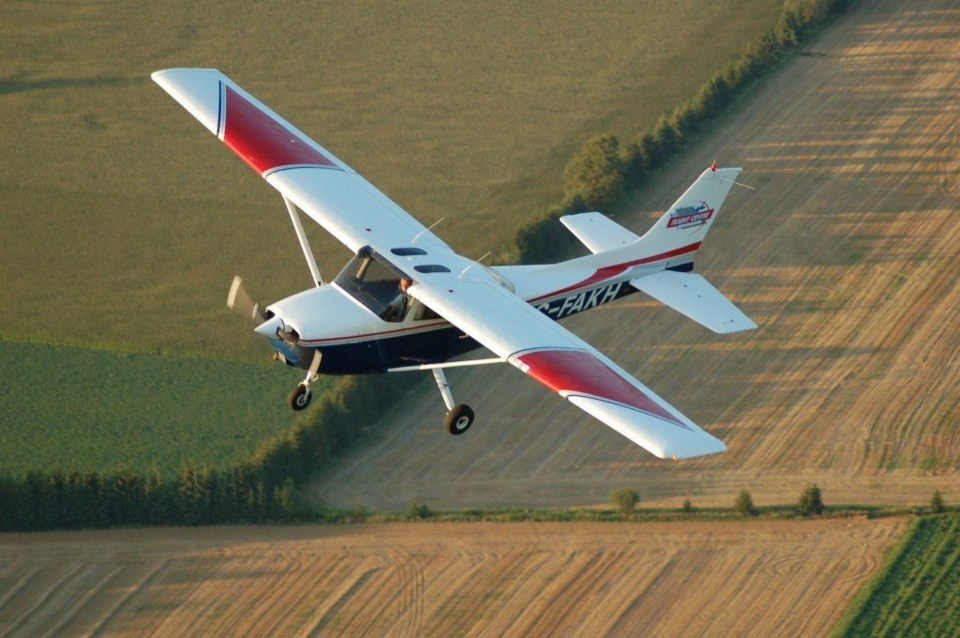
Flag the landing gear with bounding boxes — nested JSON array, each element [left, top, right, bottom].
[[432, 369, 475, 435], [444, 404, 474, 435], [288, 349, 322, 412], [289, 383, 312, 410]]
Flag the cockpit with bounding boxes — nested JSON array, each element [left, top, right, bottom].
[[334, 248, 440, 322]]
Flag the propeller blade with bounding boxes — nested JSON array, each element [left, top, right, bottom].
[[227, 276, 265, 321]]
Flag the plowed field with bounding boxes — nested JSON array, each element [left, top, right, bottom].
[[0, 517, 905, 637], [309, 0, 960, 512]]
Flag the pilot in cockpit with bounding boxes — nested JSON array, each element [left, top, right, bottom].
[[386, 277, 413, 321]]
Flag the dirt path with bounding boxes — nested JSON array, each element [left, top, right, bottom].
[[0, 517, 905, 637], [307, 0, 960, 512]]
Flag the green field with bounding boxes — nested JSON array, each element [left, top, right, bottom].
[[0, 340, 315, 475], [833, 514, 960, 637]]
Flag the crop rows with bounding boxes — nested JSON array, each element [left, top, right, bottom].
[[834, 514, 960, 637]]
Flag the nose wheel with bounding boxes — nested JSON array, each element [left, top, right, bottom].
[[433, 369, 474, 435], [289, 383, 312, 410], [288, 349, 322, 412]]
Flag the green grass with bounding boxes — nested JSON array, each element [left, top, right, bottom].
[[0, 0, 784, 358], [0, 339, 315, 476], [831, 514, 960, 637]]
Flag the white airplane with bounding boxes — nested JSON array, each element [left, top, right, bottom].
[[153, 68, 756, 460]]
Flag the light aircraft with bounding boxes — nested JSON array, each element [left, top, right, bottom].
[[153, 68, 756, 460]]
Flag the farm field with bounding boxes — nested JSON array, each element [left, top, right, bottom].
[[309, 0, 960, 512], [0, 516, 906, 637], [0, 341, 308, 475], [835, 513, 960, 637]]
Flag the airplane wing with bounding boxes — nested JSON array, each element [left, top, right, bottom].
[[152, 68, 452, 255], [154, 68, 726, 459], [410, 277, 727, 460], [631, 270, 757, 334]]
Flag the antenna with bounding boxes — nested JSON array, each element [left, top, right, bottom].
[[411, 217, 445, 244], [712, 161, 756, 190], [458, 251, 491, 279]]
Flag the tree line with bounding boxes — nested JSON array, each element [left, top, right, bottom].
[[1, 0, 851, 532]]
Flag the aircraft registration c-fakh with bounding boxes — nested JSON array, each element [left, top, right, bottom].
[[153, 68, 757, 461]]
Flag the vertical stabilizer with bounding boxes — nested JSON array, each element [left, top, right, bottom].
[[636, 166, 741, 257]]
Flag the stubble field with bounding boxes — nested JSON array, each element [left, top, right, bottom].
[[0, 516, 905, 637]]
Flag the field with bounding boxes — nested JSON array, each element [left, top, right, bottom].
[[834, 514, 960, 637], [309, 0, 960, 512], [0, 341, 312, 475], [0, 516, 906, 637]]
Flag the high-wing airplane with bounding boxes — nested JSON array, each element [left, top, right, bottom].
[[153, 68, 756, 461]]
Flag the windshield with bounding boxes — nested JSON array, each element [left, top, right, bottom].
[[334, 252, 409, 321]]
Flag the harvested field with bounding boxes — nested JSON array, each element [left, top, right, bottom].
[[0, 517, 905, 637], [308, 0, 960, 512]]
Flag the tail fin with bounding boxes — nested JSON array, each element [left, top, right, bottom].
[[636, 166, 741, 258]]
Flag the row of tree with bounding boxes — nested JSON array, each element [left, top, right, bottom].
[[516, 0, 852, 264]]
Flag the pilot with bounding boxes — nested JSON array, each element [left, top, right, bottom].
[[387, 277, 413, 321]]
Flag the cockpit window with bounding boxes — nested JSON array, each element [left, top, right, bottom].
[[334, 251, 412, 322]]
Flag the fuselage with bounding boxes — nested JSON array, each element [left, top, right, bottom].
[[260, 244, 697, 375]]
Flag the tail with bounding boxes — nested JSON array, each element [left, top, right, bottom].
[[636, 165, 741, 259], [559, 165, 755, 334], [560, 165, 742, 264]]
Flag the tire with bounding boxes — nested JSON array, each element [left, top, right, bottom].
[[289, 384, 312, 411], [444, 404, 474, 435]]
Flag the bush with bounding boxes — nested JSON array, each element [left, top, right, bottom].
[[407, 498, 432, 520], [798, 484, 825, 516], [562, 134, 626, 212], [931, 490, 946, 514], [611, 487, 640, 513], [735, 490, 757, 517], [682, 498, 695, 513]]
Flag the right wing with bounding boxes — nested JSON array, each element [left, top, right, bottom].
[[410, 274, 727, 460]]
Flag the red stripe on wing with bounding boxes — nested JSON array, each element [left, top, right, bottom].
[[516, 349, 686, 427], [222, 86, 337, 174]]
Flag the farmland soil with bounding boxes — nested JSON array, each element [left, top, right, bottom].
[[307, 0, 960, 512], [0, 517, 905, 637]]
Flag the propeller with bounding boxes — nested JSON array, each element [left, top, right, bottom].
[[227, 276, 267, 322]]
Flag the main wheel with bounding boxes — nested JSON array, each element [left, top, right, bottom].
[[444, 404, 474, 435], [289, 384, 312, 411]]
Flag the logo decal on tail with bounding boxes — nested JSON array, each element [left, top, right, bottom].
[[667, 201, 714, 229]]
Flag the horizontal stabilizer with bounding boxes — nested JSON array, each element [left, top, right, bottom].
[[631, 271, 756, 334], [560, 212, 640, 254]]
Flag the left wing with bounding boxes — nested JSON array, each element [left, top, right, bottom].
[[410, 274, 727, 460]]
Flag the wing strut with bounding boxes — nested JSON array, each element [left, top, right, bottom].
[[283, 196, 323, 286]]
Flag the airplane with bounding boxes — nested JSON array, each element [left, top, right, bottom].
[[153, 68, 756, 461]]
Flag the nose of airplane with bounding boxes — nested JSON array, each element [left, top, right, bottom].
[[254, 315, 285, 337]]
